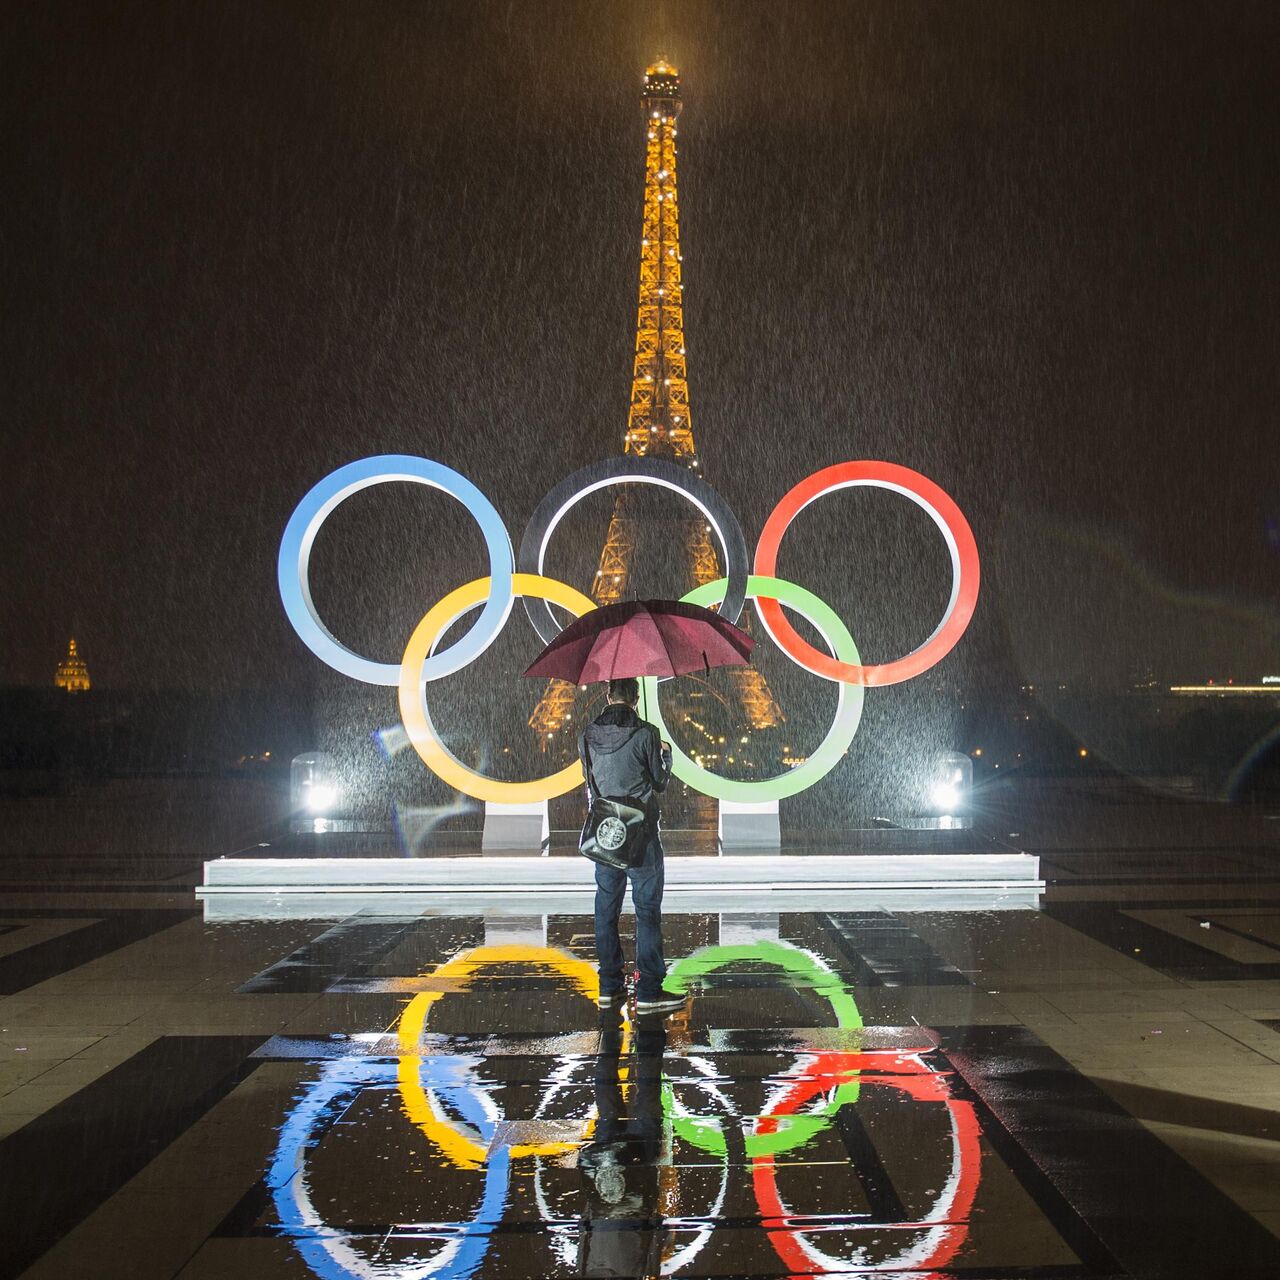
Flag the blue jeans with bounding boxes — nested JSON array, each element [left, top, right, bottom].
[[594, 833, 666, 999]]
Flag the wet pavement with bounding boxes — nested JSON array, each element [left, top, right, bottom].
[[2, 781, 1280, 1278]]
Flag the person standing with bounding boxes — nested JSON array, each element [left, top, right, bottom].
[[578, 677, 686, 1015]]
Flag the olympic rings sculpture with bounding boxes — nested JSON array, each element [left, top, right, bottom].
[[279, 454, 980, 804]]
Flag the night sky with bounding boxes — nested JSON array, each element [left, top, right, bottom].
[[4, 0, 1279, 695]]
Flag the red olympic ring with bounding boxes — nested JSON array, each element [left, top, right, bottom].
[[754, 461, 980, 686], [752, 1050, 982, 1274]]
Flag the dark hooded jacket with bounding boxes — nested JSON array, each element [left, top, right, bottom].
[[578, 703, 673, 819]]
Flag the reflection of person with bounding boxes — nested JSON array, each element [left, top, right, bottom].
[[579, 677, 685, 1015], [577, 1013, 667, 1277]]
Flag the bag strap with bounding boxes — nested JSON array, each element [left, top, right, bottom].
[[582, 739, 604, 802]]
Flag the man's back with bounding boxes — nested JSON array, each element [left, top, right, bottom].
[[578, 703, 671, 813]]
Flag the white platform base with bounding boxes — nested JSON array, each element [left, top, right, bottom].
[[200, 885, 1040, 920], [197, 851, 1042, 919]]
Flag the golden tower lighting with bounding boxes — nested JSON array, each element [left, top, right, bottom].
[[54, 637, 91, 693], [530, 60, 783, 743]]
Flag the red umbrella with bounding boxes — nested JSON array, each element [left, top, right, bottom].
[[522, 598, 754, 685]]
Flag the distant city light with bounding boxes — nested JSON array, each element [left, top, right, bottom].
[[1170, 683, 1280, 696]]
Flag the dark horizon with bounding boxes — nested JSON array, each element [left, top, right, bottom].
[[5, 1, 1279, 697]]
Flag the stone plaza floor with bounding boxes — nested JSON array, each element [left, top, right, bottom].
[[1, 777, 1279, 1278]]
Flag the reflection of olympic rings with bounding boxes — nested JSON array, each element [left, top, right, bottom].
[[395, 939, 736, 1276], [665, 943, 980, 1274], [270, 1056, 509, 1280], [396, 944, 600, 1164], [753, 1050, 982, 1274], [641, 575, 864, 802], [270, 936, 980, 1279], [279, 453, 979, 800], [530, 1037, 734, 1274], [755, 460, 980, 687], [272, 945, 603, 1280], [665, 940, 863, 1163], [668, 938, 862, 1031]]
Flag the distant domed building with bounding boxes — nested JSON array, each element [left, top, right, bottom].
[[54, 637, 91, 692]]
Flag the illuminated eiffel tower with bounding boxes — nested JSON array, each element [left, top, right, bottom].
[[530, 59, 783, 766]]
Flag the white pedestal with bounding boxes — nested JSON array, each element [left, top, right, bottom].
[[718, 799, 781, 850], [481, 800, 550, 853]]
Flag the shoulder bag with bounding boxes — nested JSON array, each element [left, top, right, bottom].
[[579, 740, 650, 871]]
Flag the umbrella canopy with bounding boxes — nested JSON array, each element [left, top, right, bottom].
[[522, 598, 755, 685]]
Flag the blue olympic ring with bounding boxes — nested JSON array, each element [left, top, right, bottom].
[[277, 455, 514, 686]]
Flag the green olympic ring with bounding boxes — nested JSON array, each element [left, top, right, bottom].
[[641, 575, 864, 803], [662, 939, 863, 1160]]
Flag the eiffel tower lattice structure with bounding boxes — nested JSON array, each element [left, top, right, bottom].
[[529, 59, 783, 768]]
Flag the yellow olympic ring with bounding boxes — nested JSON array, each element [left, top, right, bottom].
[[398, 573, 596, 803], [396, 944, 606, 1166]]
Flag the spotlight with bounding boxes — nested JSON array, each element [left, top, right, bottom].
[[920, 751, 973, 828], [291, 751, 343, 834], [306, 784, 338, 813], [929, 781, 962, 812]]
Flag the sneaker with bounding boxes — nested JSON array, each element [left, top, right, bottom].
[[634, 989, 687, 1015], [597, 991, 625, 1008]]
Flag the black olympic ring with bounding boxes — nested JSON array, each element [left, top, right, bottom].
[[517, 456, 750, 646]]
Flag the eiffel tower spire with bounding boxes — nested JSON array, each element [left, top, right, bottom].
[[621, 56, 695, 470], [530, 59, 782, 746]]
